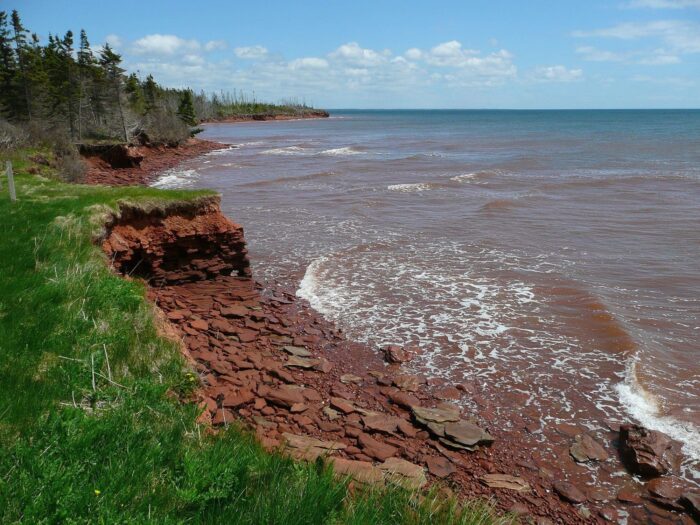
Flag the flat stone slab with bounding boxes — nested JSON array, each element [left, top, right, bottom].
[[570, 434, 609, 463], [444, 421, 494, 447], [481, 473, 530, 492], [282, 432, 346, 460], [412, 405, 461, 425], [331, 458, 383, 484], [379, 457, 427, 489], [284, 356, 321, 369], [282, 345, 313, 357]]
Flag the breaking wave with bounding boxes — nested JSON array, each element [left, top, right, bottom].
[[150, 168, 200, 189]]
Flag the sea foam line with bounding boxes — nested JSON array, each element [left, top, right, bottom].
[[616, 358, 700, 465]]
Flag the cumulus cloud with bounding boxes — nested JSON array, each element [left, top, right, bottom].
[[234, 45, 269, 59], [204, 40, 227, 52], [329, 42, 390, 66], [531, 65, 583, 82], [289, 57, 329, 69], [105, 34, 122, 49], [131, 34, 200, 55]]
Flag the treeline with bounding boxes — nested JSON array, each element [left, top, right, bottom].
[[0, 9, 316, 148]]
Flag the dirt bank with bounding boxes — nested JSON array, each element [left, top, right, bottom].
[[205, 110, 330, 123], [83, 138, 225, 186]]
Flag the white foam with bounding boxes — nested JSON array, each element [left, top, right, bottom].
[[150, 169, 200, 189], [204, 145, 237, 156], [320, 146, 361, 156], [387, 183, 433, 192], [261, 146, 308, 155], [451, 173, 476, 182], [616, 358, 700, 465]]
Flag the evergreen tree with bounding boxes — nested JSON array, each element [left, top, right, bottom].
[[176, 89, 196, 126], [143, 74, 158, 114], [99, 43, 128, 142], [0, 11, 18, 118], [10, 9, 31, 119]]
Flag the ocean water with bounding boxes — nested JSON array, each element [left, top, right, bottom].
[[154, 110, 700, 482]]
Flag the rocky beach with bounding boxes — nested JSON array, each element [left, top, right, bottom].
[[94, 146, 700, 524]]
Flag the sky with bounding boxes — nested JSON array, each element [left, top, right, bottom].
[[7, 0, 700, 108]]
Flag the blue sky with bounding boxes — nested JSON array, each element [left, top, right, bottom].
[[9, 0, 700, 108]]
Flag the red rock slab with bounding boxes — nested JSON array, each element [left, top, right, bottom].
[[220, 305, 249, 318], [357, 433, 398, 461], [236, 328, 258, 343], [426, 456, 456, 478], [331, 458, 383, 484], [222, 389, 255, 408]]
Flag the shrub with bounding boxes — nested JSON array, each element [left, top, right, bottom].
[[0, 119, 28, 152], [144, 110, 190, 146]]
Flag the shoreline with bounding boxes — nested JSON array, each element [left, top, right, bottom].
[[91, 136, 698, 524]]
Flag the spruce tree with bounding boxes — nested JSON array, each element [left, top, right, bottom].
[[99, 43, 128, 142], [176, 89, 196, 126], [10, 10, 31, 119]]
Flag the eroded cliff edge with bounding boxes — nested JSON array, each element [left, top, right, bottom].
[[102, 196, 251, 284]]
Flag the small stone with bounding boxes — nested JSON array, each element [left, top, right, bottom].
[[331, 458, 383, 484], [363, 414, 401, 434], [382, 345, 414, 364], [393, 374, 421, 392], [282, 433, 346, 460], [380, 457, 427, 489], [220, 305, 249, 318], [330, 397, 356, 415], [617, 486, 643, 504], [387, 391, 420, 409], [412, 405, 460, 426], [553, 481, 587, 504], [284, 356, 321, 369], [323, 406, 341, 420], [222, 389, 255, 408], [282, 345, 312, 357], [570, 434, 609, 463], [481, 473, 530, 492], [357, 433, 398, 461], [426, 456, 456, 478], [340, 374, 363, 384], [619, 424, 678, 478], [190, 319, 209, 331], [443, 420, 494, 447], [265, 386, 305, 408]]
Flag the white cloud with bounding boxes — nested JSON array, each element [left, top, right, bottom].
[[329, 42, 390, 66], [234, 45, 269, 59], [623, 0, 700, 8], [404, 48, 423, 60], [204, 40, 227, 52], [400, 41, 516, 82], [131, 34, 200, 55], [104, 34, 122, 49], [573, 20, 700, 54], [531, 65, 583, 82], [289, 57, 329, 69], [576, 45, 626, 62]]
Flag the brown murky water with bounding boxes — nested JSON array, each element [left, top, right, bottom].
[[153, 110, 700, 486]]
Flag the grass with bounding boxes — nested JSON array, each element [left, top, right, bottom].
[[0, 149, 512, 524]]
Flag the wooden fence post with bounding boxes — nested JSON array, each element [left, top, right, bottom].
[[6, 161, 16, 202]]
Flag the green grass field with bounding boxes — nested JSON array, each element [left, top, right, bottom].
[[0, 150, 511, 524]]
